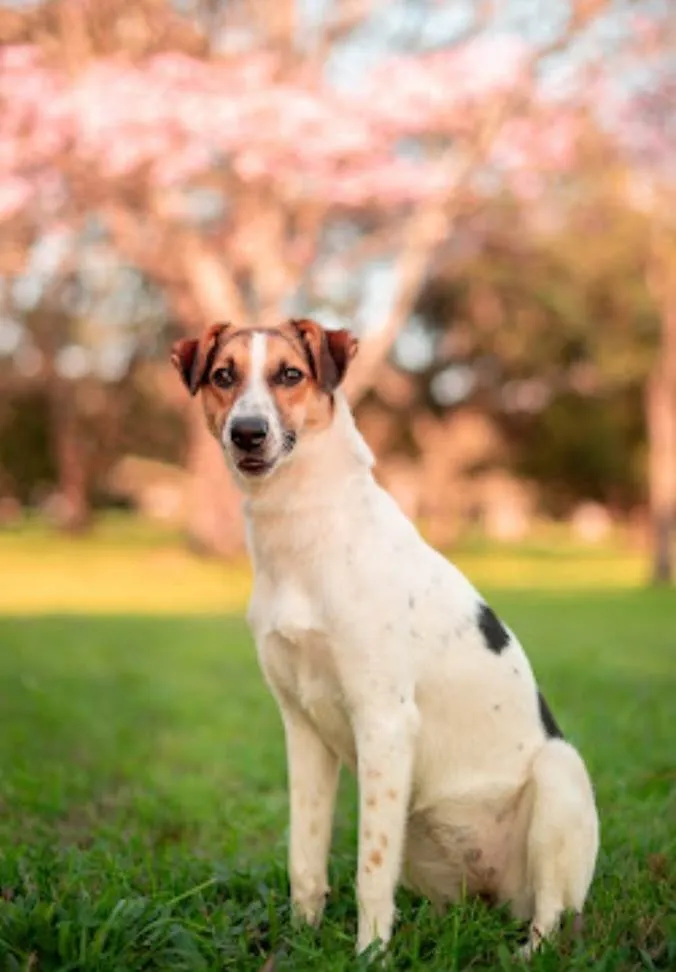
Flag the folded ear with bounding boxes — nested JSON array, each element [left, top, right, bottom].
[[171, 323, 230, 395], [290, 319, 359, 393]]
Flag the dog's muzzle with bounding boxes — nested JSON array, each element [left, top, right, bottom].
[[228, 415, 271, 476], [227, 414, 297, 479], [230, 416, 269, 453]]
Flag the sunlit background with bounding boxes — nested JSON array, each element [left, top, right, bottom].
[[0, 4, 675, 970], [0, 0, 674, 606]]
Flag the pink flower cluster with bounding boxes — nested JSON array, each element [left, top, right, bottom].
[[0, 35, 607, 221]]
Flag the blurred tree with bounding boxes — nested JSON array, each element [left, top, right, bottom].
[[644, 227, 676, 583], [0, 0, 608, 552], [413, 114, 674, 578], [0, 253, 166, 527], [597, 14, 676, 582]]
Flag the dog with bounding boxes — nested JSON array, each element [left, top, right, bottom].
[[171, 319, 599, 959]]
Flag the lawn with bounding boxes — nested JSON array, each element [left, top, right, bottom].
[[0, 526, 674, 970]]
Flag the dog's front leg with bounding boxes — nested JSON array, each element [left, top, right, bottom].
[[354, 706, 417, 955], [281, 704, 341, 928]]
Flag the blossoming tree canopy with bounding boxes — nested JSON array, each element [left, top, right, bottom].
[[0, 34, 536, 222]]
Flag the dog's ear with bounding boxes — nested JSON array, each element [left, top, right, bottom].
[[290, 319, 359, 393], [171, 323, 230, 396]]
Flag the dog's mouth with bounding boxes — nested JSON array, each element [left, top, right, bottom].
[[235, 431, 297, 478], [236, 456, 273, 477]]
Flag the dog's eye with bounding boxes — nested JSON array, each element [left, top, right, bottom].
[[275, 366, 304, 387], [212, 367, 235, 389]]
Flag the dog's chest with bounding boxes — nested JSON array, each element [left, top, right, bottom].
[[267, 633, 356, 766], [252, 593, 356, 767]]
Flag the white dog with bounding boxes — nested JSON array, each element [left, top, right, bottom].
[[172, 319, 599, 959]]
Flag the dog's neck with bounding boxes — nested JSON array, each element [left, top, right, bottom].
[[241, 393, 375, 529]]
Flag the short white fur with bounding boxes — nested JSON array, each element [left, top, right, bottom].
[[228, 385, 599, 959]]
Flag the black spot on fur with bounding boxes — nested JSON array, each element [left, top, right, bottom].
[[538, 691, 564, 739], [477, 603, 510, 654]]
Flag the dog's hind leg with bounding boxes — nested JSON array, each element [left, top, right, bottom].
[[519, 739, 599, 958]]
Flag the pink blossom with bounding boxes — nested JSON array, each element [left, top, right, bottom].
[[0, 177, 33, 219], [0, 38, 591, 216]]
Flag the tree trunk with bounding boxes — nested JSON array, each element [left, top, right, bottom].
[[184, 403, 245, 557], [343, 207, 449, 406], [49, 379, 91, 532], [646, 294, 676, 585]]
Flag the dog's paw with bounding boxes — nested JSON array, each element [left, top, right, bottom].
[[515, 940, 536, 963], [356, 937, 391, 967], [515, 923, 548, 962], [290, 892, 327, 930]]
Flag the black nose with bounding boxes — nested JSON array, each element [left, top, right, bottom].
[[230, 416, 269, 452]]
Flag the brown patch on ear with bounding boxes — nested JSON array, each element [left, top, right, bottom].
[[289, 318, 358, 392], [170, 338, 199, 393], [171, 323, 230, 395]]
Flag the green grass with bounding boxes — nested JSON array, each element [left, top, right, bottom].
[[0, 589, 674, 971]]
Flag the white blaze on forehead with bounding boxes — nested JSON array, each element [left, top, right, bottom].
[[232, 331, 269, 414], [248, 331, 268, 398], [224, 330, 281, 448]]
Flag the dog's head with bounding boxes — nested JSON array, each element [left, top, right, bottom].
[[171, 319, 358, 483]]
